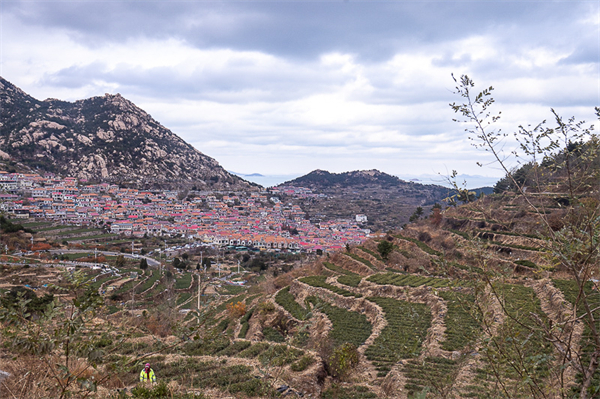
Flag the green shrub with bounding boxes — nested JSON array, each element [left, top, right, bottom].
[[290, 355, 315, 372], [292, 330, 310, 347], [131, 382, 205, 398], [337, 274, 362, 287], [237, 342, 270, 358], [462, 283, 553, 397], [258, 344, 304, 366], [322, 384, 377, 399], [245, 294, 261, 305], [262, 326, 285, 343], [227, 378, 267, 396], [183, 336, 230, 356], [275, 286, 309, 320], [448, 229, 470, 239], [215, 340, 251, 356], [257, 301, 276, 313], [238, 307, 254, 338], [327, 342, 359, 378], [377, 240, 395, 260], [514, 259, 538, 269], [553, 279, 600, 395], [130, 382, 168, 399], [323, 261, 347, 274]]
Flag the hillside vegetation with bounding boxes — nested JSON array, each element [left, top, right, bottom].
[[1, 79, 599, 399], [281, 169, 451, 231]]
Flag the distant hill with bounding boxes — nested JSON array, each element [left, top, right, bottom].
[[283, 169, 407, 188], [278, 169, 451, 231], [0, 77, 256, 190], [471, 186, 494, 196]]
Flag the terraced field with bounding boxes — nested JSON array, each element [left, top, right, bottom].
[[299, 275, 362, 298], [275, 286, 310, 320], [553, 279, 600, 396], [437, 291, 482, 352], [323, 261, 363, 287], [175, 273, 193, 289], [365, 297, 432, 377], [2, 189, 596, 399], [306, 296, 372, 347], [403, 357, 461, 397], [367, 272, 459, 288], [461, 283, 552, 398], [345, 253, 377, 270]]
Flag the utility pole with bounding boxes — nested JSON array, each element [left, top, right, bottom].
[[197, 270, 201, 310], [237, 260, 240, 274], [131, 240, 134, 256], [162, 240, 166, 275], [94, 247, 97, 264]]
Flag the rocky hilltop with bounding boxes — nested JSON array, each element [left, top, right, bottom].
[[0, 77, 255, 190], [284, 169, 411, 188]]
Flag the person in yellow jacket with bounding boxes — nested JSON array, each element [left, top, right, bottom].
[[139, 363, 156, 384]]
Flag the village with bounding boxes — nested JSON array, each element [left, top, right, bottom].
[[0, 171, 370, 253]]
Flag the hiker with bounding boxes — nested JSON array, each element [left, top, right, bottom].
[[139, 363, 156, 384]]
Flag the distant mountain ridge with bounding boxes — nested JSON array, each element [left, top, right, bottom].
[[0, 77, 255, 190], [283, 169, 437, 189]]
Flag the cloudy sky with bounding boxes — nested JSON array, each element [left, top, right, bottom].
[[1, 1, 598, 186]]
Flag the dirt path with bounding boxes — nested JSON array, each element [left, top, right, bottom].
[[451, 283, 506, 397], [530, 278, 584, 396]]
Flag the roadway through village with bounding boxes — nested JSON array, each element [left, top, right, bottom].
[[48, 249, 161, 267]]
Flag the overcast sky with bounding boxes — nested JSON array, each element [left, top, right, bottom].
[[1, 1, 598, 186]]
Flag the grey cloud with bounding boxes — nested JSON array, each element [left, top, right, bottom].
[[559, 38, 600, 66], [39, 62, 107, 90], [7, 1, 594, 62], [40, 60, 348, 103], [431, 53, 473, 69]]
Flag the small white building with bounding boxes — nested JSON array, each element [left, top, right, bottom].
[[355, 214, 368, 223]]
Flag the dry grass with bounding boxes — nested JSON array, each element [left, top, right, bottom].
[[0, 354, 109, 399]]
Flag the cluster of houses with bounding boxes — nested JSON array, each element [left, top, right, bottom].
[[0, 171, 370, 252]]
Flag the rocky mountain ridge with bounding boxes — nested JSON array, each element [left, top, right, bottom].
[[283, 169, 415, 189], [0, 77, 255, 190]]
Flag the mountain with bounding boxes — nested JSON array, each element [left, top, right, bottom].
[[279, 169, 451, 231], [283, 169, 411, 188], [0, 77, 256, 190]]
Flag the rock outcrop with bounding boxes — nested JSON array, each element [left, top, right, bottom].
[[0, 77, 256, 190]]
